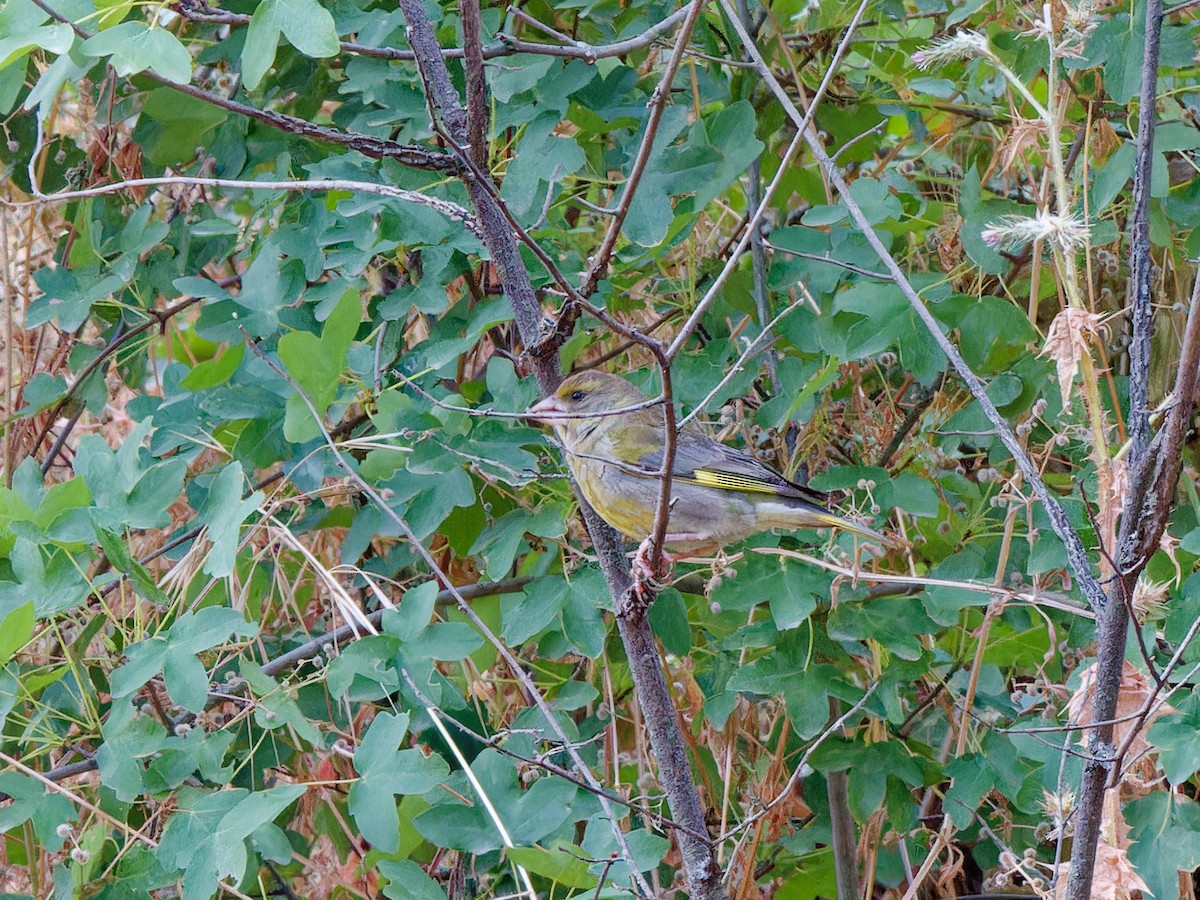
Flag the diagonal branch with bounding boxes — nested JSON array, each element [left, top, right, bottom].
[[718, 4, 1109, 612], [577, 0, 707, 298]]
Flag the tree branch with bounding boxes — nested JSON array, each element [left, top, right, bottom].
[[27, 0, 457, 173], [394, 1, 726, 894], [176, 1, 693, 63], [1125, 0, 1166, 463], [1063, 2, 1168, 895]]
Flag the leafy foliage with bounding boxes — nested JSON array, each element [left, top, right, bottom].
[[3, 0, 1200, 896]]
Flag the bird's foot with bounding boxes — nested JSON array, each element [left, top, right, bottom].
[[624, 538, 673, 617], [632, 536, 673, 584]]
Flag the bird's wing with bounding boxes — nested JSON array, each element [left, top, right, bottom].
[[640, 432, 830, 506]]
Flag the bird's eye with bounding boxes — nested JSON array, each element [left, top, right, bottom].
[[570, 390, 584, 401]]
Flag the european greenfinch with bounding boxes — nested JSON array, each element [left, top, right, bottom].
[[527, 370, 884, 553]]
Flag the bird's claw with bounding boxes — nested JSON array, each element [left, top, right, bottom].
[[624, 538, 672, 617]]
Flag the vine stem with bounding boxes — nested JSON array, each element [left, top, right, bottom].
[[975, 18, 1115, 549]]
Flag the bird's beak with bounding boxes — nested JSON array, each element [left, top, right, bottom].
[[526, 395, 564, 425]]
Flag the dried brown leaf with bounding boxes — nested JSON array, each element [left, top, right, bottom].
[[1040, 307, 1102, 407]]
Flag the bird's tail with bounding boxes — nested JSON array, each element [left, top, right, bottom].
[[808, 510, 888, 544]]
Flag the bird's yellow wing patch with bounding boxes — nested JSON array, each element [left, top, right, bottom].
[[685, 468, 779, 495]]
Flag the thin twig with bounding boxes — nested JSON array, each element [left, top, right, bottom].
[[5, 176, 479, 234], [178, 2, 693, 63], [666, 0, 873, 362], [578, 0, 707, 297]]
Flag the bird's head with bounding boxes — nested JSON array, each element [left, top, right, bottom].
[[526, 371, 650, 437]]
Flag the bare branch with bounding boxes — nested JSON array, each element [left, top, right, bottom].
[[460, 0, 489, 173], [1125, 0, 1166, 462], [26, 0, 456, 172], [578, 0, 708, 297], [6, 175, 479, 233], [177, 2, 693, 63]]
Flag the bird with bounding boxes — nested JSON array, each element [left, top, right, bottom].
[[526, 370, 884, 558]]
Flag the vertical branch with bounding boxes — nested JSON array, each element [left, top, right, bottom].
[[400, 0, 544, 357], [1063, 3, 1165, 898], [1125, 0, 1164, 463], [826, 763, 860, 900], [460, 0, 489, 173], [396, 3, 727, 896], [1065, 277, 1200, 900]]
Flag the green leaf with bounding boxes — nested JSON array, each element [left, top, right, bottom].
[[79, 22, 191, 84], [827, 597, 935, 661], [157, 785, 307, 900], [197, 463, 263, 577], [379, 859, 449, 900], [238, 661, 324, 744], [1149, 692, 1200, 786], [179, 346, 245, 392], [0, 20, 73, 72], [0, 539, 91, 617], [347, 712, 450, 852], [90, 518, 169, 604], [325, 636, 402, 700], [501, 577, 568, 645], [137, 88, 229, 165], [580, 820, 669, 881], [111, 608, 256, 709], [648, 587, 690, 655], [242, 0, 339, 90], [1089, 143, 1134, 215], [1126, 792, 1200, 900], [413, 749, 576, 853], [75, 419, 187, 531], [0, 602, 33, 666], [560, 567, 607, 658], [280, 287, 361, 441], [0, 773, 74, 848], [28, 267, 125, 331], [507, 841, 598, 889]]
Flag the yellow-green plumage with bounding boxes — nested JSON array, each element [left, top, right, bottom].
[[527, 371, 883, 552]]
